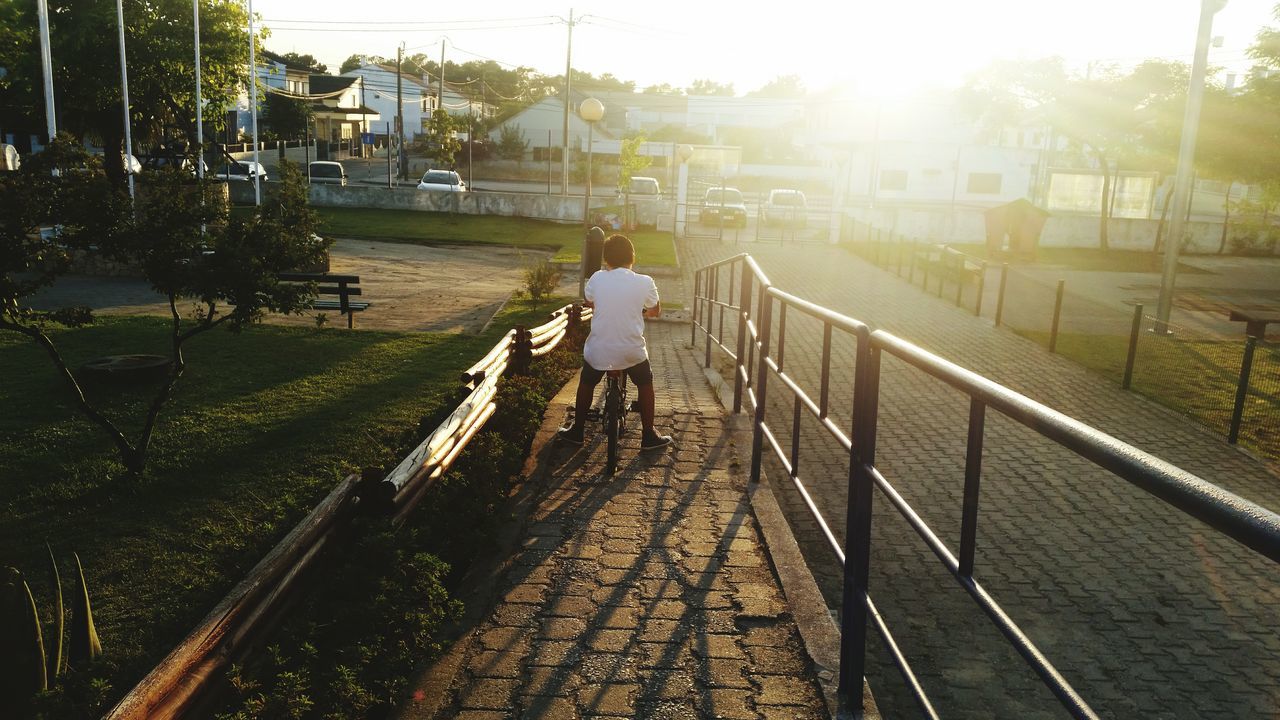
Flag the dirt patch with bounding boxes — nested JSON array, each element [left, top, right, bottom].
[[24, 238, 546, 334]]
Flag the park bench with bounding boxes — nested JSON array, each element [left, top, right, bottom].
[[912, 243, 946, 285], [911, 243, 986, 310], [941, 246, 985, 288], [278, 272, 369, 328]]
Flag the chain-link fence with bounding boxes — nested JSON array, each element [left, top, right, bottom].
[[845, 224, 1278, 464]]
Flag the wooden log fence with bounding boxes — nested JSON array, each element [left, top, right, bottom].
[[103, 302, 591, 720]]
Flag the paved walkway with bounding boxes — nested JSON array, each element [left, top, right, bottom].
[[678, 238, 1280, 720], [398, 322, 832, 720]]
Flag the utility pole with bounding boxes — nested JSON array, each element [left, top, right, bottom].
[[397, 43, 405, 181], [561, 8, 574, 196], [439, 38, 446, 115]]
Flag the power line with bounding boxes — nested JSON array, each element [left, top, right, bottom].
[[261, 14, 558, 26], [264, 20, 559, 33]]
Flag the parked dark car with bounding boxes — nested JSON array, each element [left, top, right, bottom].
[[701, 187, 748, 228]]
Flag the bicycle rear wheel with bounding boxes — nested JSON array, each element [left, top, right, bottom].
[[604, 379, 621, 475]]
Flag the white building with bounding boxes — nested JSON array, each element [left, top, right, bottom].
[[342, 64, 429, 141]]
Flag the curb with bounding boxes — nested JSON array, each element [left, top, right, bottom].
[[394, 377, 579, 720], [701, 363, 880, 720]]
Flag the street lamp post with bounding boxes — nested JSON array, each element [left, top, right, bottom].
[[579, 97, 604, 228], [1155, 0, 1228, 332]]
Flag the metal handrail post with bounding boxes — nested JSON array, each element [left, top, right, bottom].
[[733, 261, 753, 414], [691, 269, 700, 346], [749, 291, 773, 484], [1228, 335, 1258, 444], [1049, 279, 1065, 353], [704, 268, 716, 369], [994, 263, 1009, 327], [975, 261, 987, 317], [1122, 303, 1143, 390], [959, 398, 986, 577], [840, 332, 879, 711]]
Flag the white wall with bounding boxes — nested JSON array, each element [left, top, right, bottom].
[[344, 67, 426, 140]]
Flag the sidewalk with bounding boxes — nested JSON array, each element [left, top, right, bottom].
[[396, 322, 838, 720]]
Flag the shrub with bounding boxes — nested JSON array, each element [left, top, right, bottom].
[[522, 259, 562, 301], [211, 340, 578, 720]]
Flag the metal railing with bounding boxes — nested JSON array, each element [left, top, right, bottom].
[[691, 253, 1280, 718], [104, 302, 589, 720]]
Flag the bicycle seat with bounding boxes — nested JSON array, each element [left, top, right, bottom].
[[606, 370, 624, 378]]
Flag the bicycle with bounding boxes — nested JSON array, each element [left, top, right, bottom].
[[601, 369, 629, 476]]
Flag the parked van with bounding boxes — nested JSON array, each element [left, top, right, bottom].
[[623, 176, 661, 198], [308, 161, 347, 186]]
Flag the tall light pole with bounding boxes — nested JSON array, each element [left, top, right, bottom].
[[579, 97, 604, 228], [1155, 0, 1228, 332], [116, 0, 134, 201], [36, 0, 56, 146], [561, 9, 575, 196], [247, 0, 260, 205], [193, 0, 204, 181]]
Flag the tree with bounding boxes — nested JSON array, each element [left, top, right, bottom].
[[340, 54, 373, 74], [262, 92, 314, 142], [425, 109, 462, 168], [0, 0, 252, 185], [496, 125, 529, 163], [749, 75, 806, 98], [0, 140, 328, 477], [687, 79, 735, 97], [618, 134, 652, 230], [618, 134, 652, 192], [643, 83, 681, 95], [280, 52, 327, 74], [960, 58, 1191, 251]]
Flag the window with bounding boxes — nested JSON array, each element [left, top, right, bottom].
[[967, 173, 1002, 194], [879, 170, 907, 191]]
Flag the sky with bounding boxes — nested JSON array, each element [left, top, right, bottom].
[[256, 0, 1279, 97]]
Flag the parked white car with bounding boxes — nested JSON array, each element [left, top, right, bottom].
[[88, 149, 142, 174], [416, 169, 466, 192], [215, 161, 268, 183], [621, 176, 660, 198], [1, 144, 19, 171], [761, 188, 808, 227], [308, 161, 347, 186]]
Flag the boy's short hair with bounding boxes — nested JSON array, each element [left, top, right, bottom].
[[602, 234, 635, 268]]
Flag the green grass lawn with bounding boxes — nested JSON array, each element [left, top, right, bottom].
[[316, 207, 677, 266], [0, 296, 567, 710], [1020, 330, 1278, 467]]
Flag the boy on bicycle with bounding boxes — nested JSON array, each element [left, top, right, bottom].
[[557, 232, 673, 451]]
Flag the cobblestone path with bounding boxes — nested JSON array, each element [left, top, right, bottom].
[[402, 323, 831, 720], [680, 238, 1280, 720]]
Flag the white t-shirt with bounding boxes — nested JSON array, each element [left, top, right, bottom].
[[583, 267, 660, 370]]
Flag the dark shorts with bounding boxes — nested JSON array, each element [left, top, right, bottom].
[[580, 359, 653, 387]]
